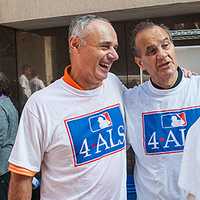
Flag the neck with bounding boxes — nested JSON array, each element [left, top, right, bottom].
[[151, 69, 180, 89], [69, 67, 101, 90]]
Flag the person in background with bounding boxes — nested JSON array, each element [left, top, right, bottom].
[[8, 15, 126, 200], [18, 64, 32, 110], [30, 69, 45, 93], [0, 72, 18, 200], [124, 21, 200, 200]]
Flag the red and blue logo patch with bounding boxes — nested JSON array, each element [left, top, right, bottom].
[[142, 106, 200, 155], [89, 112, 112, 132], [64, 104, 125, 166]]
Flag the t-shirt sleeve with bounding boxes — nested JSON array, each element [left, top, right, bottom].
[[9, 103, 44, 173], [179, 118, 200, 199]]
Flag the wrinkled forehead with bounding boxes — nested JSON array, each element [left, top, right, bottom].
[[135, 26, 170, 48]]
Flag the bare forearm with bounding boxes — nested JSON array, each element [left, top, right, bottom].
[[8, 172, 32, 200]]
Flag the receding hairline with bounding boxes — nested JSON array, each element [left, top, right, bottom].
[[81, 19, 115, 38], [135, 25, 170, 42], [133, 23, 172, 57], [68, 15, 111, 40], [68, 15, 115, 58]]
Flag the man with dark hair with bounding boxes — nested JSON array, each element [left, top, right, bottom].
[[8, 15, 127, 200], [124, 21, 200, 200]]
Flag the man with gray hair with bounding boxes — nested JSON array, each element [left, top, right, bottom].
[[8, 15, 127, 200], [124, 21, 200, 200]]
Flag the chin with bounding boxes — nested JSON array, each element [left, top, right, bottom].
[[98, 72, 108, 80], [162, 66, 176, 74]]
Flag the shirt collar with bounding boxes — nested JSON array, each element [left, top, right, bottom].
[[62, 66, 83, 90]]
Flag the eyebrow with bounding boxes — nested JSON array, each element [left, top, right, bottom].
[[162, 37, 171, 42], [146, 37, 171, 50], [99, 41, 118, 48]]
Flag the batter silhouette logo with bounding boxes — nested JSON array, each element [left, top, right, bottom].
[[89, 112, 112, 132], [161, 112, 187, 128]]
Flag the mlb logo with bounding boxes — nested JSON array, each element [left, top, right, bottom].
[[143, 107, 200, 155], [65, 104, 125, 166], [89, 112, 112, 132], [161, 112, 187, 128]]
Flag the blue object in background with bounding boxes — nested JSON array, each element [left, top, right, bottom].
[[127, 175, 137, 200], [32, 177, 40, 190]]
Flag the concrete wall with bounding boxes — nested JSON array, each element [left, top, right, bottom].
[[1, 0, 200, 27], [176, 46, 200, 73]]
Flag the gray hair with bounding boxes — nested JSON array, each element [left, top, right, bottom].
[[68, 14, 110, 40], [132, 21, 173, 57]]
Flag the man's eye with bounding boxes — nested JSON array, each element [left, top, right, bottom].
[[162, 43, 170, 49], [146, 48, 157, 56], [101, 45, 109, 50]]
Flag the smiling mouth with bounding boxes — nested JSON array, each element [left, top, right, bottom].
[[99, 63, 110, 70]]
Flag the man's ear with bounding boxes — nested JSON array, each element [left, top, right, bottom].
[[69, 36, 81, 50], [135, 56, 145, 70]]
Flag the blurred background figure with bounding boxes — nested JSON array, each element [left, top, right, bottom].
[[18, 64, 32, 111], [30, 69, 45, 93], [0, 72, 18, 200]]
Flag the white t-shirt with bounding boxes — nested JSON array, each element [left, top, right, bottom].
[[30, 76, 45, 93], [9, 73, 127, 200], [19, 74, 31, 98], [124, 74, 200, 200], [179, 117, 200, 200]]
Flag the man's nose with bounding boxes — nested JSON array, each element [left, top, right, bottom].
[[156, 47, 168, 60], [107, 47, 119, 61]]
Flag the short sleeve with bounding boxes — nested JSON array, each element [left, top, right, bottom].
[[9, 104, 44, 172]]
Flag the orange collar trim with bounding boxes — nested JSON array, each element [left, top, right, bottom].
[[62, 66, 82, 90]]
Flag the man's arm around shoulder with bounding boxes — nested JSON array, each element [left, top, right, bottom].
[[8, 172, 32, 200]]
